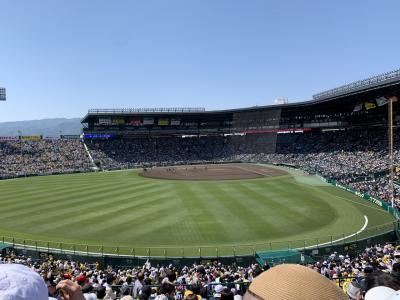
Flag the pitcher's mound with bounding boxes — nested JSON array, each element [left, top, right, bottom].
[[139, 164, 287, 181]]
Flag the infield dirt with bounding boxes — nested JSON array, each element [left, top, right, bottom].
[[139, 163, 288, 180]]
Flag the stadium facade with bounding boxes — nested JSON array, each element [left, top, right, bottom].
[[81, 69, 400, 137]]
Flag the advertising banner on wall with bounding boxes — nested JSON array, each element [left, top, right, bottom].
[[20, 135, 42, 141], [128, 118, 143, 126], [143, 118, 154, 125], [158, 118, 169, 126], [60, 135, 80, 139], [112, 118, 125, 125], [170, 118, 181, 126], [98, 118, 112, 125], [83, 133, 116, 139]]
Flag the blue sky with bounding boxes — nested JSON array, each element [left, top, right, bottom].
[[0, 0, 399, 122]]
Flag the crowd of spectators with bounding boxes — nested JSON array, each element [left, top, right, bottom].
[[252, 129, 400, 208], [85, 137, 232, 170], [0, 254, 258, 300], [86, 128, 400, 208], [2, 241, 400, 299], [0, 128, 398, 208], [1, 131, 400, 298], [0, 139, 92, 179]]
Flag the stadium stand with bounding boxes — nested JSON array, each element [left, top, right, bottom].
[[84, 128, 400, 208], [2, 242, 400, 299], [0, 139, 92, 179], [1, 128, 400, 208]]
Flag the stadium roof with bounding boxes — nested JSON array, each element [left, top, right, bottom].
[[313, 68, 400, 101], [82, 68, 400, 122]]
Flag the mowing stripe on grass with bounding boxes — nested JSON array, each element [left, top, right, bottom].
[[0, 166, 394, 253]]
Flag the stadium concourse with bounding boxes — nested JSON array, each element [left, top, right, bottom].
[[1, 242, 400, 299]]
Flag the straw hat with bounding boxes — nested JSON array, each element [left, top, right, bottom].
[[245, 264, 348, 300]]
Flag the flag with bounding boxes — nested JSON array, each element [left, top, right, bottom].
[[364, 102, 376, 110], [389, 96, 399, 102], [376, 96, 388, 106], [353, 103, 362, 112]]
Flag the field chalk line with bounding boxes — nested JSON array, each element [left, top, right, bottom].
[[6, 216, 369, 257], [296, 215, 368, 250]]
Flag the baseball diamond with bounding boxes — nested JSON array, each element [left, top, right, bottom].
[[0, 164, 394, 256]]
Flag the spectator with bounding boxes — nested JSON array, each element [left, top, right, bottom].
[[0, 139, 92, 179], [0, 264, 50, 300], [243, 264, 347, 300]]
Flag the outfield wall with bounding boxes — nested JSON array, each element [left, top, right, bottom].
[[2, 211, 397, 266], [3, 226, 396, 267]]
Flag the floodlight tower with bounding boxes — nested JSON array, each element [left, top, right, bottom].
[[0, 87, 5, 101]]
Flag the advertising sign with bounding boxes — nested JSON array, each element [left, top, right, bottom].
[[170, 118, 181, 126], [158, 118, 169, 126], [143, 118, 154, 125], [98, 118, 112, 125], [20, 135, 42, 141]]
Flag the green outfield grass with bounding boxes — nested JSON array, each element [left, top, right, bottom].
[[0, 165, 395, 256]]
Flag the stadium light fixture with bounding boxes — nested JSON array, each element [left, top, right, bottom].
[[0, 87, 6, 101]]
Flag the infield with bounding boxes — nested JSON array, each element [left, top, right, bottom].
[[139, 164, 287, 180], [0, 164, 395, 256]]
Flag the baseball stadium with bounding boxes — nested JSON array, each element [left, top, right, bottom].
[[1, 69, 400, 267], [4, 1, 400, 298]]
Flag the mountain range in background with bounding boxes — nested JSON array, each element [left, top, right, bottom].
[[0, 118, 82, 137]]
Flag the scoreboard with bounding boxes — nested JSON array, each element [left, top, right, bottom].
[[0, 87, 5, 101]]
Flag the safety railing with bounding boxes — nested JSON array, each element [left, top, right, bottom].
[[1, 221, 396, 258]]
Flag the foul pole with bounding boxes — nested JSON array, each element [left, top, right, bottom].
[[389, 97, 394, 208]]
